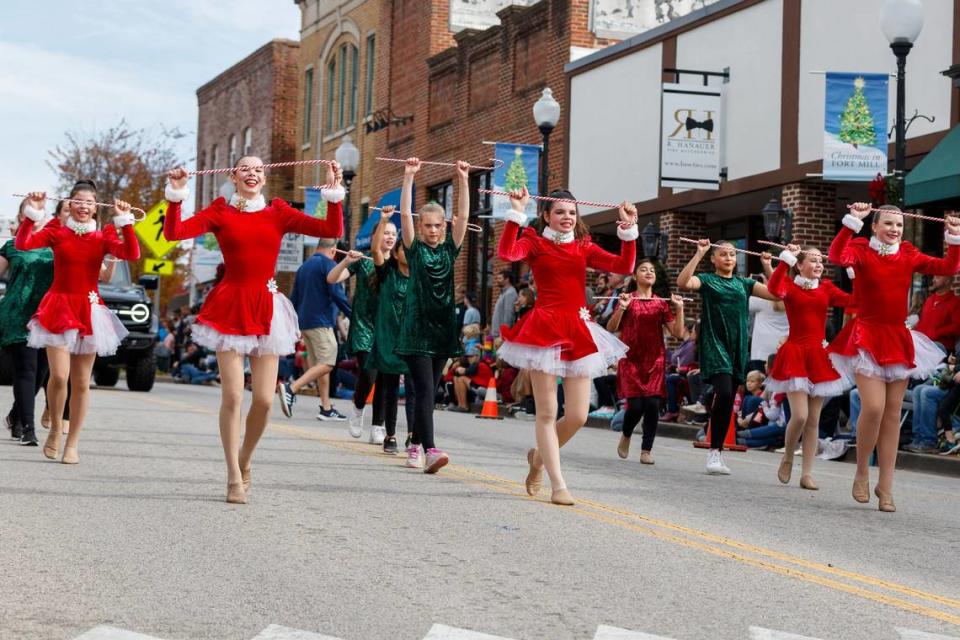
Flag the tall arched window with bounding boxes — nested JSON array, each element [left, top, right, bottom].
[[243, 127, 253, 155], [325, 42, 360, 133], [198, 150, 206, 204], [210, 145, 219, 202], [228, 134, 237, 166]]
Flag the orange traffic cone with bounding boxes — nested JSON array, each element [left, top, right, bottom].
[[365, 383, 376, 405], [693, 411, 747, 451], [475, 378, 503, 420]]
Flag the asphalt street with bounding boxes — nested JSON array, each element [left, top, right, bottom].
[[1, 382, 958, 640]]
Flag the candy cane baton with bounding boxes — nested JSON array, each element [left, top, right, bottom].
[[852, 205, 954, 225], [334, 248, 374, 261], [477, 188, 620, 210], [757, 239, 816, 255], [376, 157, 504, 171], [679, 237, 776, 260], [369, 206, 483, 233], [173, 158, 335, 177], [12, 194, 147, 222], [596, 296, 694, 302]]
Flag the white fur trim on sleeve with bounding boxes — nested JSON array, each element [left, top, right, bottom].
[[321, 185, 345, 203], [842, 214, 864, 233], [778, 250, 798, 267], [503, 209, 529, 226], [112, 213, 135, 228], [23, 205, 45, 222], [164, 185, 189, 203], [945, 232, 960, 246], [617, 224, 639, 242]]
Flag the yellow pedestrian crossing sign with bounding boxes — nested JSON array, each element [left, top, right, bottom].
[[143, 258, 174, 275], [135, 201, 179, 259]]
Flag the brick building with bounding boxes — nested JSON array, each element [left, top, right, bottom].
[[293, 0, 381, 243], [196, 39, 301, 210], [370, 0, 617, 320]]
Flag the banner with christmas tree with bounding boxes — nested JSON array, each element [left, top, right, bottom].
[[302, 186, 330, 247], [492, 143, 540, 220], [823, 72, 889, 181]]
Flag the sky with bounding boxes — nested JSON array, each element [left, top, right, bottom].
[[0, 0, 301, 225]]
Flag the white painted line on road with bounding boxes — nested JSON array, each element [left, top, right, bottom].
[[749, 627, 825, 640], [71, 626, 165, 640], [422, 623, 517, 639], [593, 624, 678, 639], [250, 625, 345, 640], [897, 628, 960, 640]]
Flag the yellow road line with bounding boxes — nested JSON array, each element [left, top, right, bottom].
[[136, 395, 960, 625]]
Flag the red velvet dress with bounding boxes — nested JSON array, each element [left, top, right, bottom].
[[497, 220, 636, 378], [16, 217, 140, 355], [827, 218, 960, 382], [765, 260, 853, 397], [164, 189, 343, 356], [616, 297, 673, 398]]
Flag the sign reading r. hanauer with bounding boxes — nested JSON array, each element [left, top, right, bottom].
[[660, 83, 722, 191], [823, 72, 889, 181]]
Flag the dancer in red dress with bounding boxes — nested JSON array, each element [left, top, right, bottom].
[[499, 188, 637, 505], [828, 203, 960, 512], [766, 244, 853, 490], [18, 182, 140, 464], [165, 158, 344, 504], [607, 257, 685, 465]]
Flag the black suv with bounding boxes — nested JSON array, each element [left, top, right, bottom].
[[0, 262, 159, 391], [92, 263, 160, 391]]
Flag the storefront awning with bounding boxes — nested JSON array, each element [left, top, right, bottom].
[[905, 125, 960, 206]]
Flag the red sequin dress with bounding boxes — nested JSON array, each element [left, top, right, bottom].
[[163, 186, 343, 356], [616, 296, 673, 398], [16, 212, 140, 356], [496, 213, 637, 378], [827, 215, 960, 382], [764, 256, 853, 397]]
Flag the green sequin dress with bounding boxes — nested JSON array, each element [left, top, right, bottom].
[[368, 258, 409, 374], [346, 258, 378, 355], [396, 236, 462, 358], [0, 240, 54, 348], [696, 272, 756, 382]]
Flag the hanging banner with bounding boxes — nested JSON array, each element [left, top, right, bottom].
[[491, 143, 540, 220], [823, 72, 889, 181], [356, 188, 405, 251], [302, 187, 330, 248], [660, 83, 722, 190]]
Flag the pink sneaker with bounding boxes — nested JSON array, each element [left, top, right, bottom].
[[405, 445, 422, 468], [424, 448, 449, 474]]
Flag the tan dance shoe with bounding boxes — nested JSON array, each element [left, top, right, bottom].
[[241, 467, 251, 493], [640, 451, 654, 465], [852, 476, 870, 503], [226, 482, 247, 504], [40, 407, 50, 430], [617, 435, 630, 459], [875, 487, 896, 513], [550, 488, 575, 506], [524, 449, 542, 496], [42, 430, 60, 460], [61, 447, 79, 465], [799, 475, 818, 491], [777, 455, 793, 484]]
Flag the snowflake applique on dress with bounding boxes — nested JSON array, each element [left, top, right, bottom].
[[578, 307, 591, 323], [266, 278, 279, 294], [87, 291, 99, 305]]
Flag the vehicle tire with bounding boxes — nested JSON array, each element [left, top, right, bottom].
[[126, 349, 156, 392], [0, 350, 13, 386], [93, 364, 120, 387]]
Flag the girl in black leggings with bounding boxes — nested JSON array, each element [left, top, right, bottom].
[[677, 239, 778, 475]]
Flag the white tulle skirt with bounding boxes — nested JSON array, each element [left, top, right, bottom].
[[27, 304, 128, 357], [191, 293, 300, 356], [498, 321, 628, 379], [829, 330, 946, 383], [764, 376, 851, 399]]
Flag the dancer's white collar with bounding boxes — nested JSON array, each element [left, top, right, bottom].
[[66, 218, 97, 235], [869, 235, 900, 256], [229, 193, 266, 213], [793, 275, 819, 290], [542, 226, 574, 244]]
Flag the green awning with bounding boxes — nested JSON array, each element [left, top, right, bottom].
[[905, 125, 960, 206]]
